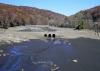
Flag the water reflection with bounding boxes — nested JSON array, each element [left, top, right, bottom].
[[0, 39, 76, 71]]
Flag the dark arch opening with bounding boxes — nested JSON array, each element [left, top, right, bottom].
[[44, 34, 47, 37], [52, 34, 56, 38], [48, 34, 51, 38]]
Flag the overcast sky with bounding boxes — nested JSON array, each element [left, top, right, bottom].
[[0, 0, 100, 16]]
